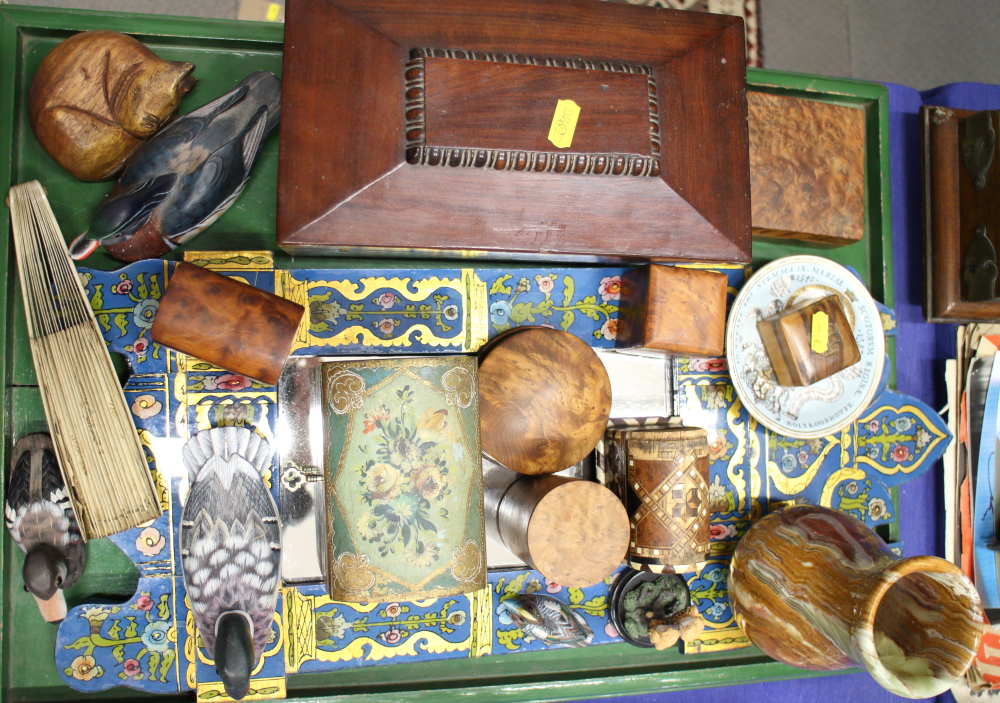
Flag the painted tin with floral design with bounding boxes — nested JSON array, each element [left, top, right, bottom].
[[730, 505, 982, 698], [321, 357, 486, 602]]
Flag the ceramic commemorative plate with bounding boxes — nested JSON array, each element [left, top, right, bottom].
[[725, 256, 884, 439]]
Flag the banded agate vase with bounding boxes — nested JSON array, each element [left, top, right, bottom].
[[730, 505, 983, 699]]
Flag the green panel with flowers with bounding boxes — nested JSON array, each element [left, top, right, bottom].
[[322, 357, 486, 603]]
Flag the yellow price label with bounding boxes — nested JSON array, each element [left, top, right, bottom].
[[266, 2, 282, 21], [811, 310, 829, 354], [547, 99, 581, 149]]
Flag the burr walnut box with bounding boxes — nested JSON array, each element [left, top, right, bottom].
[[277, 0, 751, 263], [615, 264, 728, 357], [756, 293, 860, 387], [748, 91, 866, 247]]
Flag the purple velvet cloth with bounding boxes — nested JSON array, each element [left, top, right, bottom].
[[575, 82, 1000, 703]]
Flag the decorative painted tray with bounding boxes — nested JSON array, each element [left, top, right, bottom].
[[31, 251, 945, 700], [0, 6, 899, 703]]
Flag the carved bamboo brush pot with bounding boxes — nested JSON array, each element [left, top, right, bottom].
[[730, 506, 983, 699]]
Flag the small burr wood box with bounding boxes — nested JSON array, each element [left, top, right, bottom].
[[479, 327, 612, 475], [277, 0, 752, 264], [150, 262, 305, 385], [756, 294, 860, 387], [600, 418, 710, 573], [748, 91, 866, 246], [485, 471, 629, 587], [615, 264, 727, 357]]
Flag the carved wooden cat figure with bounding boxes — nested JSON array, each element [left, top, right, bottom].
[[29, 30, 197, 181]]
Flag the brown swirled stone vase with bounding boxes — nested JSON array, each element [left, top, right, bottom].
[[730, 506, 983, 698]]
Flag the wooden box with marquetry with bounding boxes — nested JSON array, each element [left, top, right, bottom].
[[599, 418, 710, 573], [615, 264, 727, 357], [748, 91, 866, 246], [277, 0, 751, 264], [756, 294, 860, 387], [924, 107, 1000, 322]]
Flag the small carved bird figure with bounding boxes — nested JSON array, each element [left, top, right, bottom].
[[499, 593, 593, 648], [180, 427, 281, 701], [70, 70, 281, 263], [4, 433, 86, 622]]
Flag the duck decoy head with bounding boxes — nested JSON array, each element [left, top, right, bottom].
[[499, 595, 544, 627], [214, 611, 254, 700], [23, 543, 67, 600], [68, 232, 99, 260]]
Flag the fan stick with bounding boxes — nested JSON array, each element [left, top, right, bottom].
[[8, 181, 161, 539]]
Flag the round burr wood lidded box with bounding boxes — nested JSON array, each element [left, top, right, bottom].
[[601, 418, 710, 573], [491, 474, 629, 587], [478, 327, 612, 475]]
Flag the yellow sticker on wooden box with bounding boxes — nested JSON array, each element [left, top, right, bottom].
[[548, 99, 581, 149], [811, 310, 829, 354]]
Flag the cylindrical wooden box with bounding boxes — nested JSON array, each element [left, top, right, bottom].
[[601, 419, 710, 573], [486, 470, 628, 587], [478, 327, 612, 476]]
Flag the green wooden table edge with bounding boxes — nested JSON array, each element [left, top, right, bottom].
[[286, 662, 855, 703], [0, 7, 896, 702]]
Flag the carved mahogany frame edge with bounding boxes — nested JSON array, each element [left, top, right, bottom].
[[923, 105, 1000, 322], [403, 48, 662, 177], [277, 0, 751, 264]]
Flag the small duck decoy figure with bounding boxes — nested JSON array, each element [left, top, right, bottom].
[[70, 70, 281, 263], [499, 593, 593, 648], [180, 427, 281, 701], [4, 433, 86, 622]]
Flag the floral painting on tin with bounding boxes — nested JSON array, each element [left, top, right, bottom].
[[322, 357, 486, 603]]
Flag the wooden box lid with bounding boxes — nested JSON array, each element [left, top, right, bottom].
[[277, 0, 750, 263], [749, 91, 866, 246], [616, 264, 727, 357]]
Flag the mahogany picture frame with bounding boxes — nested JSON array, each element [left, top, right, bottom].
[[277, 0, 751, 263], [922, 105, 1000, 322]]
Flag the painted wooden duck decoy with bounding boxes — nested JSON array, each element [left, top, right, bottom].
[[499, 593, 593, 648], [69, 70, 281, 263], [180, 426, 280, 701], [4, 433, 86, 622]]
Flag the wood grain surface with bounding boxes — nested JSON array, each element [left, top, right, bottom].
[[923, 106, 1000, 321], [959, 110, 1000, 300], [498, 475, 628, 587], [479, 327, 611, 475], [756, 294, 860, 387], [28, 30, 196, 182], [424, 58, 651, 155], [277, 0, 751, 263], [606, 426, 710, 570], [151, 262, 304, 384], [616, 264, 726, 356], [749, 91, 865, 246]]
